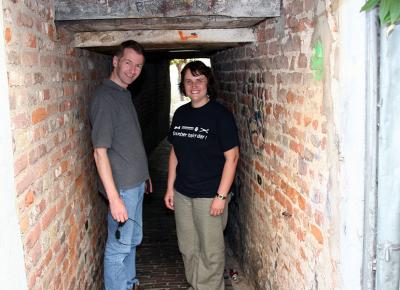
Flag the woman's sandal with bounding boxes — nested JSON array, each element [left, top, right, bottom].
[[229, 269, 239, 282]]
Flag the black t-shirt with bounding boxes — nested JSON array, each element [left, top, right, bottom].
[[168, 100, 239, 198]]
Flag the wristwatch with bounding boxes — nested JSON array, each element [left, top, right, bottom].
[[215, 193, 226, 200]]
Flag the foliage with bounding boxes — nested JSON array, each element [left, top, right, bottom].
[[170, 58, 196, 66], [361, 0, 400, 26], [170, 59, 188, 66]]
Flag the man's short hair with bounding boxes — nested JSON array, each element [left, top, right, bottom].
[[114, 40, 145, 58]]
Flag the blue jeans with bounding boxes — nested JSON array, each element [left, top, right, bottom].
[[104, 182, 145, 290]]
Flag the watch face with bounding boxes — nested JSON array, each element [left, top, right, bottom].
[[216, 193, 226, 200]]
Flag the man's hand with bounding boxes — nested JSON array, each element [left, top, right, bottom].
[[145, 178, 153, 194], [109, 195, 128, 222]]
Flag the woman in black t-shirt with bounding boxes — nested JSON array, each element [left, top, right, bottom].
[[164, 61, 239, 290]]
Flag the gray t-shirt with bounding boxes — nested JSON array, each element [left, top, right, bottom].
[[89, 79, 149, 195]]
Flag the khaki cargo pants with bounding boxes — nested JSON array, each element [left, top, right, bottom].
[[174, 190, 229, 290]]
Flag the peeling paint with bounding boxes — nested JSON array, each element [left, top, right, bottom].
[[311, 40, 324, 81], [177, 30, 198, 41]]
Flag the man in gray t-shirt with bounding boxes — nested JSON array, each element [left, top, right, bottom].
[[89, 40, 151, 290]]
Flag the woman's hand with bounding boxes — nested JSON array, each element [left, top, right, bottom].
[[210, 198, 226, 216], [164, 188, 175, 210]]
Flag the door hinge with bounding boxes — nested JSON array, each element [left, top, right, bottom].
[[377, 243, 400, 262]]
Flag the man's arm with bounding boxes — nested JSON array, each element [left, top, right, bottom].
[[93, 147, 128, 222], [164, 146, 178, 210]]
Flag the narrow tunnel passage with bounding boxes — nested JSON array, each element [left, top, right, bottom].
[[136, 139, 188, 289]]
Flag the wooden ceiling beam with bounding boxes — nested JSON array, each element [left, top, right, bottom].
[[73, 28, 256, 51]]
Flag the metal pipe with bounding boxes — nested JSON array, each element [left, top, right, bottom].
[[375, 24, 400, 290], [361, 9, 379, 290]]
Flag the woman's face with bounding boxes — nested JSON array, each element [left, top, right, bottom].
[[183, 69, 209, 108]]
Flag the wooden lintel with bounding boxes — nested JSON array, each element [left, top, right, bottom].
[[73, 28, 256, 48], [56, 16, 265, 33]]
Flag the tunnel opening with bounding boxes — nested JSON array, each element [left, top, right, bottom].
[[169, 57, 211, 120]]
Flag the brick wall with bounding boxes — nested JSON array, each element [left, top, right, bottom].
[[4, 0, 110, 289], [212, 0, 340, 289]]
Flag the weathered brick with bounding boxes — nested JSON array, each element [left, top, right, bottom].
[[8, 70, 24, 86], [298, 157, 308, 175], [41, 205, 57, 230], [19, 214, 29, 235], [314, 210, 324, 226], [63, 86, 74, 97], [17, 11, 34, 28], [28, 266, 39, 289], [21, 51, 39, 66], [26, 32, 37, 48], [296, 227, 306, 241], [5, 27, 12, 43], [32, 107, 48, 124], [297, 193, 306, 211], [25, 190, 35, 206], [310, 224, 324, 244], [290, 140, 304, 154], [33, 72, 44, 84], [56, 197, 66, 215], [16, 167, 35, 195], [288, 126, 304, 141], [274, 190, 287, 208], [28, 241, 42, 270], [298, 53, 308, 68], [14, 152, 28, 175], [25, 222, 41, 249], [311, 119, 318, 130], [28, 144, 47, 165], [12, 112, 30, 129]]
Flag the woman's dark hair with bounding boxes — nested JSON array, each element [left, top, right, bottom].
[[114, 40, 145, 59], [179, 61, 217, 99]]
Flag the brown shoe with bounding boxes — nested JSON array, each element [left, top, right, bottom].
[[130, 284, 140, 290]]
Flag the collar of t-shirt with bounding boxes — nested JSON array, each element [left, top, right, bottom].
[[103, 79, 129, 92]]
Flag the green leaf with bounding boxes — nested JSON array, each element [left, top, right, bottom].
[[360, 0, 380, 12], [389, 0, 400, 24], [379, 0, 392, 25]]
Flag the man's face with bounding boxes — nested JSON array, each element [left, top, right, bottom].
[[112, 48, 144, 88]]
